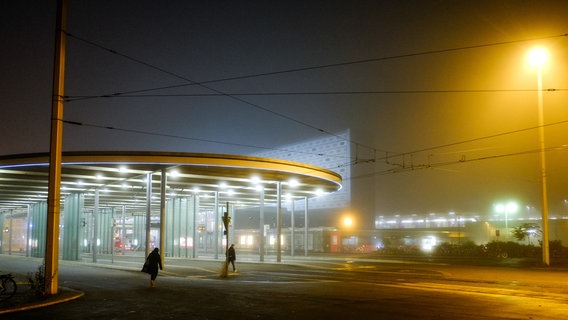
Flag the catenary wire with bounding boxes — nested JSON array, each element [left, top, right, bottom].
[[62, 120, 352, 161], [62, 32, 568, 158], [64, 88, 567, 100], [377, 118, 568, 164], [345, 143, 568, 182], [62, 31, 379, 155], [63, 33, 568, 100], [63, 115, 568, 178]]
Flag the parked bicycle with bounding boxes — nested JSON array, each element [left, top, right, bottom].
[[0, 274, 17, 301]]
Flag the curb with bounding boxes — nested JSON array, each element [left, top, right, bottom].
[[0, 287, 84, 315]]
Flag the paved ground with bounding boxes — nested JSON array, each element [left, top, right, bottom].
[[1, 254, 567, 319]]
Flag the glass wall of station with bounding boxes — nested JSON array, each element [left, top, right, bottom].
[[0, 194, 232, 260]]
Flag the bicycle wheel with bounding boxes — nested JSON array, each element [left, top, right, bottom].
[[0, 278, 17, 300]]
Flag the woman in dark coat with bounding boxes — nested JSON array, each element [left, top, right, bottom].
[[227, 244, 237, 272], [146, 248, 163, 287]]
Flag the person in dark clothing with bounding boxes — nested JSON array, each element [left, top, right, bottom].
[[146, 248, 163, 287], [227, 244, 237, 272]]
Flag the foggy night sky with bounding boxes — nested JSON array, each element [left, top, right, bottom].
[[1, 1, 568, 227]]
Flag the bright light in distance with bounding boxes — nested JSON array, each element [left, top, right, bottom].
[[421, 236, 437, 252], [343, 216, 353, 228], [168, 169, 179, 177], [495, 202, 519, 213], [250, 175, 261, 184], [528, 48, 547, 67], [288, 178, 299, 187]]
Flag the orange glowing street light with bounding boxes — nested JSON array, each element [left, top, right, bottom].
[[528, 48, 548, 67], [343, 216, 354, 228]]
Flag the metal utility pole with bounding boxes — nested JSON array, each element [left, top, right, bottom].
[[45, 0, 67, 295], [536, 67, 550, 266]]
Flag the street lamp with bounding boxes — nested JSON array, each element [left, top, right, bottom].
[[343, 216, 354, 228], [495, 202, 518, 240], [528, 47, 550, 266]]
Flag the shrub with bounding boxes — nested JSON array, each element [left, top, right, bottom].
[[26, 263, 48, 298]]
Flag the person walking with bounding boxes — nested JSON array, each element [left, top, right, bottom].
[[227, 244, 237, 272], [145, 248, 163, 287]]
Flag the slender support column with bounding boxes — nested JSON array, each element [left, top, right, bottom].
[[304, 197, 308, 257], [92, 189, 99, 263], [276, 181, 282, 263], [45, 0, 67, 295], [26, 205, 31, 257], [192, 194, 198, 259], [214, 191, 219, 259], [184, 198, 189, 258], [222, 202, 230, 276], [259, 188, 265, 262], [291, 200, 295, 257], [121, 205, 126, 255], [160, 169, 166, 264], [230, 204, 235, 246], [145, 172, 152, 258], [8, 210, 13, 255], [110, 208, 114, 264]]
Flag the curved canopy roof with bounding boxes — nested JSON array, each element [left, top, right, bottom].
[[0, 151, 342, 215]]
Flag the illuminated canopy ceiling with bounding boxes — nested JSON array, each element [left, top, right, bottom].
[[0, 151, 343, 215]]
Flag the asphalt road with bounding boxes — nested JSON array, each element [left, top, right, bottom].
[[1, 254, 567, 319]]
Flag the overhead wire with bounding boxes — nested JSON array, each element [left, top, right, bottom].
[[64, 88, 567, 100], [62, 120, 352, 161], [63, 33, 568, 100], [62, 32, 568, 159], [63, 115, 568, 181], [344, 143, 568, 183], [378, 118, 568, 164], [63, 120, 357, 181], [326, 117, 568, 178], [63, 31, 378, 155], [62, 32, 568, 170]]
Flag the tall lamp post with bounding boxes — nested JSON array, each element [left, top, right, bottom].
[[495, 202, 518, 240], [528, 48, 550, 266]]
